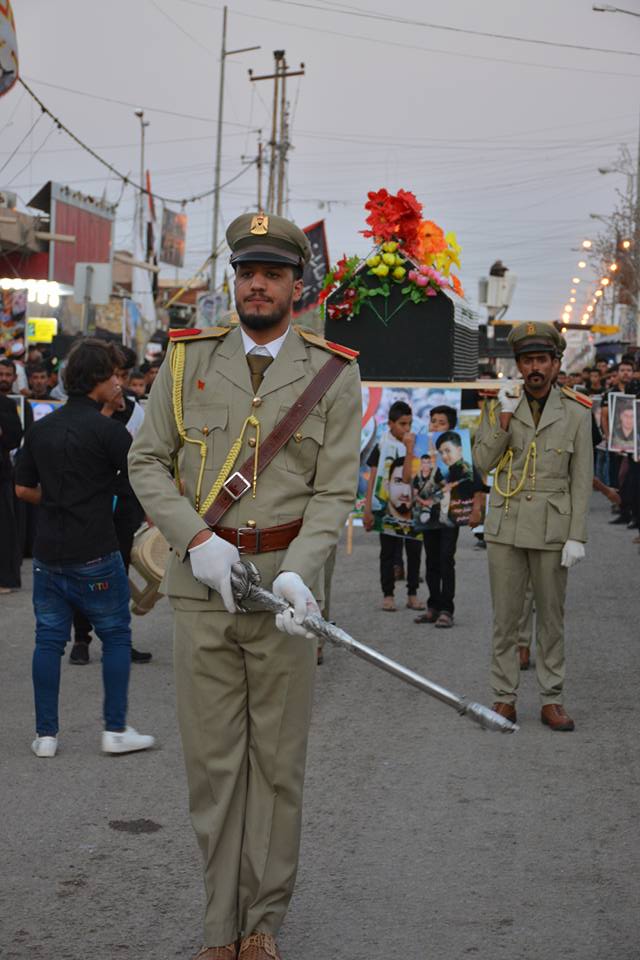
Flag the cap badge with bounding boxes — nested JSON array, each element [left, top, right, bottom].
[[526, 322, 536, 335], [250, 214, 269, 236]]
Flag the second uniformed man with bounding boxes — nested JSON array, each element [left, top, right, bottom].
[[129, 214, 362, 959], [472, 322, 593, 732]]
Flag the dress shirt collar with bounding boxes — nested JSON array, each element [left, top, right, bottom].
[[240, 325, 290, 359]]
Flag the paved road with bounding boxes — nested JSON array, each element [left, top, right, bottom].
[[1, 494, 638, 960]]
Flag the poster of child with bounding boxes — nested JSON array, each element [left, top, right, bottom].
[[411, 429, 475, 528], [358, 385, 462, 510]]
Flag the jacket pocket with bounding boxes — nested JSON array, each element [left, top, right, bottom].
[[544, 438, 574, 477], [545, 491, 571, 544], [279, 408, 326, 476], [484, 493, 505, 536], [182, 404, 229, 474]]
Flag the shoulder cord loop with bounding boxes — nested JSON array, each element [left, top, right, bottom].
[[170, 341, 208, 512], [493, 441, 537, 514], [170, 342, 262, 516]]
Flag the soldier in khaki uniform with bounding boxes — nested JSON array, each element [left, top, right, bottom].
[[473, 322, 593, 731], [128, 214, 362, 960]]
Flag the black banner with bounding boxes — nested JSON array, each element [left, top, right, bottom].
[[294, 219, 330, 316]]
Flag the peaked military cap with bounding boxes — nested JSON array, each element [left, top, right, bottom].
[[227, 212, 311, 269], [508, 321, 563, 357]]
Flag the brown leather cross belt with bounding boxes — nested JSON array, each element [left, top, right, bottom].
[[213, 518, 303, 554]]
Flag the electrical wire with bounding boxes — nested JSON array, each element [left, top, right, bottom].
[[5, 121, 60, 187], [148, 0, 215, 54], [0, 113, 44, 176], [17, 77, 256, 206], [266, 0, 640, 58], [21, 76, 253, 128]]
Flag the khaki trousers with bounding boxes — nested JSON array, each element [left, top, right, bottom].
[[487, 543, 568, 706], [172, 607, 317, 947], [517, 581, 535, 650]]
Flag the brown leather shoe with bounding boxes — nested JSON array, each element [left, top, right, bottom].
[[541, 704, 575, 731], [519, 646, 530, 670], [193, 945, 238, 960], [492, 702, 517, 723], [238, 933, 281, 960]]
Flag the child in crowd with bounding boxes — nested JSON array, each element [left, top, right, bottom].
[[363, 401, 425, 612]]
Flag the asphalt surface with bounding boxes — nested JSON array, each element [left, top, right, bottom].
[[1, 493, 638, 960]]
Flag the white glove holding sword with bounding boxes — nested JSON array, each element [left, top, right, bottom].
[[188, 533, 320, 633]]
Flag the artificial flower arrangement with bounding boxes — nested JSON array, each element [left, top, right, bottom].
[[320, 188, 464, 324]]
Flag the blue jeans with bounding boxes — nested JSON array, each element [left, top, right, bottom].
[[32, 553, 132, 736]]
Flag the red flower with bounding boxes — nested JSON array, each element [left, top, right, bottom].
[[362, 188, 423, 249]]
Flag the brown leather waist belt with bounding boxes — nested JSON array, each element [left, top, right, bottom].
[[203, 352, 348, 529], [213, 518, 303, 555]]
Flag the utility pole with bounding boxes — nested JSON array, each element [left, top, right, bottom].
[[249, 51, 304, 216], [241, 130, 264, 210], [134, 109, 149, 252], [634, 106, 640, 342], [209, 6, 260, 292]]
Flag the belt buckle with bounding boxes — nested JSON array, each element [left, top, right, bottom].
[[236, 526, 260, 554], [223, 471, 251, 501]]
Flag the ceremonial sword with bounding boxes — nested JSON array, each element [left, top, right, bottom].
[[230, 561, 518, 734]]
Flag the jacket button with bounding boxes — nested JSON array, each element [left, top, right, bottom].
[[246, 520, 257, 528], [248, 437, 256, 448], [526, 494, 532, 501], [202, 426, 209, 436], [252, 397, 262, 407], [294, 432, 303, 443]]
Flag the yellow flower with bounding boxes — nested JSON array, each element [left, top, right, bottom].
[[382, 253, 396, 266], [373, 263, 390, 277], [392, 266, 406, 280], [382, 241, 399, 253], [367, 254, 381, 267]]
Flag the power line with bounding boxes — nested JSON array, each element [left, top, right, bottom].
[[21, 75, 253, 128], [148, 0, 215, 54], [222, 4, 640, 79], [0, 114, 44, 176], [5, 121, 60, 187], [17, 77, 255, 206], [267, 0, 640, 58]]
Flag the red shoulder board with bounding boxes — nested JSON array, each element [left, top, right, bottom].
[[168, 326, 232, 343], [294, 325, 359, 361], [169, 327, 201, 339], [561, 386, 592, 409]]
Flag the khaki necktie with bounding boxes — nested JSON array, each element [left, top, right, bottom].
[[530, 399, 541, 427], [246, 354, 273, 394]]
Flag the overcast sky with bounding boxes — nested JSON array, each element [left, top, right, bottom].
[[3, 0, 640, 321]]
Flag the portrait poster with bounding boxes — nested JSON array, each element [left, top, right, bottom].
[[608, 392, 635, 454], [357, 385, 475, 539], [159, 208, 187, 267]]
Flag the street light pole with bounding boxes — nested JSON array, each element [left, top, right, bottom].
[[135, 109, 149, 253], [209, 6, 259, 293]]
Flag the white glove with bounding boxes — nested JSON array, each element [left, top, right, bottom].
[[561, 539, 585, 569], [498, 384, 521, 415], [188, 533, 240, 613], [273, 571, 320, 640]]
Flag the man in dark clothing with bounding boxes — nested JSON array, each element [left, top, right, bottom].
[[69, 346, 150, 665], [0, 391, 23, 591], [15, 338, 154, 759], [602, 356, 640, 525]]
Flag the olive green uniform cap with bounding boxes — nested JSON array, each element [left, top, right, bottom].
[[508, 321, 563, 357], [226, 212, 311, 268]]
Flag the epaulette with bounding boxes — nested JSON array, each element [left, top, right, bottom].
[[168, 326, 232, 342], [294, 325, 359, 361], [561, 385, 592, 409]]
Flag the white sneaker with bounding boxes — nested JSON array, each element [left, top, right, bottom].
[[102, 726, 155, 755], [32, 736, 58, 758]]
